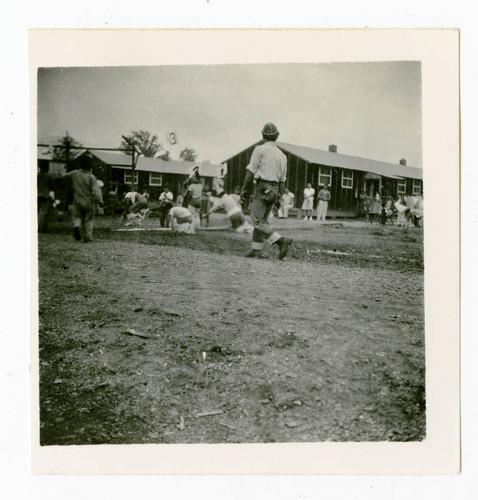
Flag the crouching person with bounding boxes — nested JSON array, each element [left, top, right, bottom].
[[123, 186, 149, 226], [169, 206, 196, 235], [63, 154, 103, 242], [204, 178, 253, 234], [278, 188, 295, 219]]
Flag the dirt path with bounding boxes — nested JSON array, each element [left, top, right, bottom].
[[38, 219, 424, 444]]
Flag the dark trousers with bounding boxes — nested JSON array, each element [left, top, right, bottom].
[[72, 201, 95, 242], [158, 204, 172, 227], [250, 182, 280, 243]]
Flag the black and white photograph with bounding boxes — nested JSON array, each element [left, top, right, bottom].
[[37, 60, 426, 445], [28, 29, 460, 475]]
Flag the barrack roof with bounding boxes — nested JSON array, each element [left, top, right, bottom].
[[78, 150, 222, 177], [223, 141, 422, 180], [276, 142, 422, 180]]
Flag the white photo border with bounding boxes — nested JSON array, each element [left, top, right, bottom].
[[29, 29, 460, 475]]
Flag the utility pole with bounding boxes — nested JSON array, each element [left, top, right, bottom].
[[65, 131, 70, 163], [122, 135, 137, 185]]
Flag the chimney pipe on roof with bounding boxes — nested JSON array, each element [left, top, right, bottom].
[[400, 159, 407, 165], [329, 144, 337, 153]]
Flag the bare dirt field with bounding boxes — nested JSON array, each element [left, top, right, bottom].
[[37, 215, 425, 445]]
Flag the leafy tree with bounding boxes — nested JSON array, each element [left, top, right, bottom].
[[159, 150, 171, 161], [120, 130, 161, 158], [52, 132, 82, 163], [179, 147, 198, 162]]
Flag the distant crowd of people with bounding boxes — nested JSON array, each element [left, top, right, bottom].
[[38, 153, 424, 244], [116, 177, 423, 235], [358, 190, 424, 227], [38, 124, 423, 259]]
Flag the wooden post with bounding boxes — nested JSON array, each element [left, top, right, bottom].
[[65, 131, 71, 169], [131, 148, 135, 186], [122, 135, 136, 187]]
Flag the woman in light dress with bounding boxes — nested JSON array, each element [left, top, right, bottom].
[[301, 183, 315, 221]]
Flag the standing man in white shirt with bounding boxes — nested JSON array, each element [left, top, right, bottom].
[[157, 184, 174, 227], [240, 123, 293, 259], [316, 183, 331, 222], [302, 183, 315, 221]]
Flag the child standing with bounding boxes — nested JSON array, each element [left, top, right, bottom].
[[157, 185, 174, 227], [200, 186, 212, 227], [63, 154, 103, 242]]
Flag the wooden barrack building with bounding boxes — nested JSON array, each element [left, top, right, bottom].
[[223, 142, 423, 217]]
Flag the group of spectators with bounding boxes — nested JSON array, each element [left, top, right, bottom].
[[240, 182, 331, 223], [300, 183, 331, 221], [264, 183, 423, 228], [119, 182, 424, 233], [394, 193, 424, 227], [122, 166, 253, 236], [359, 190, 424, 227], [38, 152, 424, 243]]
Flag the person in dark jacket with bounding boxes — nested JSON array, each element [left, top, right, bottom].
[[63, 154, 103, 242]]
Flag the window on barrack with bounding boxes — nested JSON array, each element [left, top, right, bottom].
[[412, 179, 422, 195], [124, 170, 138, 184], [341, 169, 353, 189], [319, 166, 332, 186], [397, 180, 406, 194], [149, 172, 163, 186]]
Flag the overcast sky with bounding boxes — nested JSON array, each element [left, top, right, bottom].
[[37, 62, 422, 167]]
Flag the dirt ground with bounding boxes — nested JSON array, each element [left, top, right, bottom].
[[37, 214, 425, 445]]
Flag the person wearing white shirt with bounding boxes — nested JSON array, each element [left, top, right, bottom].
[[302, 183, 315, 221], [204, 178, 253, 233], [278, 188, 295, 219], [395, 193, 408, 226], [169, 206, 195, 234], [316, 183, 331, 222], [239, 122, 292, 259], [407, 194, 424, 227], [123, 185, 149, 226], [157, 185, 174, 227]]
